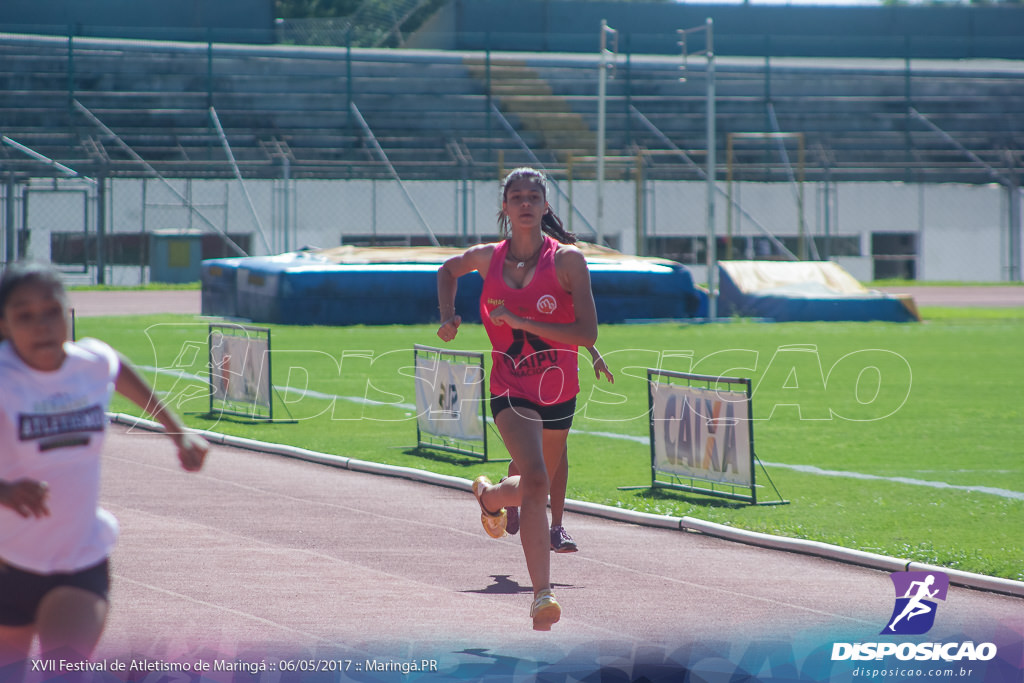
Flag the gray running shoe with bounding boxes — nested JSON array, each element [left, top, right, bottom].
[[550, 525, 578, 553]]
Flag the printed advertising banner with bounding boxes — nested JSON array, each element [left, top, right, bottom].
[[209, 326, 271, 413], [414, 354, 485, 443], [649, 380, 752, 487]]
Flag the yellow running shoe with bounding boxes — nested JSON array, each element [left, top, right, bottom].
[[530, 589, 561, 631], [472, 475, 507, 539]]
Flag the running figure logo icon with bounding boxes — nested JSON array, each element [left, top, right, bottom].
[[881, 571, 949, 635]]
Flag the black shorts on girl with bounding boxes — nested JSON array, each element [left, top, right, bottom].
[[490, 394, 577, 431], [0, 558, 110, 627]]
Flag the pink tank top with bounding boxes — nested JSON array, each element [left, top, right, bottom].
[[480, 235, 580, 405]]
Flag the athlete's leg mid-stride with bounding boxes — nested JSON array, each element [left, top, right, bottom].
[[474, 409, 569, 630]]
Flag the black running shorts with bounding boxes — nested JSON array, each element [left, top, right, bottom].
[[490, 394, 577, 431], [0, 558, 110, 627]]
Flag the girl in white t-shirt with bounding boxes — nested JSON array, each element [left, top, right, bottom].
[[0, 263, 209, 670]]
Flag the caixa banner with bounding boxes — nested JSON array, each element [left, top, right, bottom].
[[647, 369, 786, 505]]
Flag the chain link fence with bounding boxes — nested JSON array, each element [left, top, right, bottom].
[[4, 174, 1015, 286]]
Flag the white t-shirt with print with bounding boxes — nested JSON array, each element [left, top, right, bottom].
[[0, 337, 121, 573]]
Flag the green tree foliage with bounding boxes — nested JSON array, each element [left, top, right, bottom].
[[276, 0, 676, 19], [275, 0, 361, 19], [276, 0, 451, 47]]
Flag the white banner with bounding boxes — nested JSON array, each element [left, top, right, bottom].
[[650, 382, 752, 486], [210, 330, 271, 409], [414, 355, 485, 441]]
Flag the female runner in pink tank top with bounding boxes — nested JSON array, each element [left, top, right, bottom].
[[436, 168, 599, 631]]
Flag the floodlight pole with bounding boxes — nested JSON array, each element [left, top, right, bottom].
[[597, 20, 616, 247], [704, 18, 717, 320], [4, 175, 14, 264], [1010, 167, 1022, 282], [680, 19, 717, 318]]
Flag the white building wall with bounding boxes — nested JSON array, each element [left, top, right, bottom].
[[917, 184, 1004, 282], [12, 177, 1013, 284]]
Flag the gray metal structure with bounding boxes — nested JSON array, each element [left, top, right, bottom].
[[1, 33, 1020, 185]]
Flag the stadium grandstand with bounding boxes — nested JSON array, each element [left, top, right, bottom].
[[1, 30, 1022, 183], [0, 0, 1021, 282]]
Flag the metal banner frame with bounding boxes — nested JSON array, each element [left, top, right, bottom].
[[647, 368, 787, 505], [208, 323, 274, 421], [413, 343, 492, 461]]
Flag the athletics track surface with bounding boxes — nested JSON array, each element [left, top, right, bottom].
[[48, 288, 1024, 682], [90, 424, 1022, 682]]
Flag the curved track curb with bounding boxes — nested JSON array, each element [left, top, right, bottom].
[[109, 412, 1024, 600]]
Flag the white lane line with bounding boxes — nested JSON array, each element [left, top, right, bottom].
[[758, 462, 1024, 501], [113, 575, 333, 643], [137, 365, 1023, 501]]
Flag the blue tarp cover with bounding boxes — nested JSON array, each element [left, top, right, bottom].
[[717, 260, 919, 323]]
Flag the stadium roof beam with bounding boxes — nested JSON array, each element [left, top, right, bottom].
[[73, 98, 249, 257], [1, 135, 96, 184]]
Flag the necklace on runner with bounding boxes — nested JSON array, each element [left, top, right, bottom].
[[509, 241, 543, 269]]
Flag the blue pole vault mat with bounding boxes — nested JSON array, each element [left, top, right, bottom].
[[201, 245, 708, 325]]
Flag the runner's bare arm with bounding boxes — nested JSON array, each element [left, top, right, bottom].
[[437, 244, 495, 342], [114, 357, 209, 471], [588, 345, 614, 382]]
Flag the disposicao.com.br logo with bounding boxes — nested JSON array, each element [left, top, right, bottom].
[[831, 571, 998, 663], [884, 570, 949, 636]]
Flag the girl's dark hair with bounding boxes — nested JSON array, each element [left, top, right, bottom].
[[0, 261, 67, 317], [497, 167, 578, 245]]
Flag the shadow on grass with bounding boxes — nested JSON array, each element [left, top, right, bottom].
[[400, 447, 498, 468], [188, 412, 295, 427], [627, 487, 748, 511]]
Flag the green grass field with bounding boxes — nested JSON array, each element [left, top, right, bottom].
[[76, 307, 1024, 582]]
